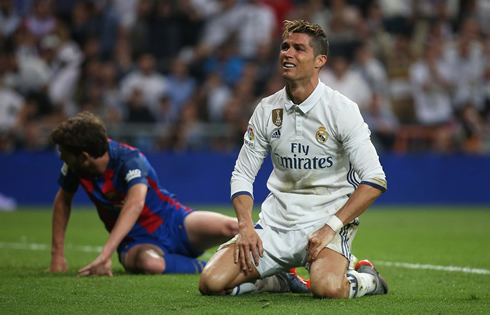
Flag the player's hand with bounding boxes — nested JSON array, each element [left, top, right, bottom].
[[78, 254, 113, 277], [306, 225, 336, 269], [235, 225, 263, 273], [45, 255, 69, 273]]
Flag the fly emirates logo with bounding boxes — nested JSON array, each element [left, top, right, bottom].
[[274, 143, 333, 170]]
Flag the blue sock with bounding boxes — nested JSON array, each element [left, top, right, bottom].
[[162, 254, 207, 274]]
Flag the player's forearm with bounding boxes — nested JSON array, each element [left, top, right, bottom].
[[101, 200, 144, 259], [335, 184, 382, 226], [232, 194, 255, 230], [51, 190, 72, 256]]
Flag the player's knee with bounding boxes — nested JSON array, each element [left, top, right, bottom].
[[199, 268, 226, 296], [311, 273, 348, 299], [134, 254, 165, 274]]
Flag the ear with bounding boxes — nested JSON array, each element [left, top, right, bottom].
[[78, 152, 90, 163], [315, 54, 327, 69]]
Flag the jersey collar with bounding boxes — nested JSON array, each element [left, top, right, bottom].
[[284, 80, 323, 114]]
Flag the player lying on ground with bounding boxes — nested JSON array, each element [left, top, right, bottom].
[[46, 112, 241, 276], [199, 19, 388, 298]]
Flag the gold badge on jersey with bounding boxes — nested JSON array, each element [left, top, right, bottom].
[[316, 126, 328, 143], [272, 109, 283, 127]]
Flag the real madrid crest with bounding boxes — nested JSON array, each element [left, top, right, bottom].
[[272, 109, 283, 127], [316, 126, 328, 143]]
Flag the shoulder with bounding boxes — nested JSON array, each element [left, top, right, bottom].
[[258, 88, 285, 111], [109, 141, 144, 165], [319, 82, 358, 114]]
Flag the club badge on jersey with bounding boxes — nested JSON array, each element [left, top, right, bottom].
[[316, 126, 328, 144], [272, 109, 283, 127]]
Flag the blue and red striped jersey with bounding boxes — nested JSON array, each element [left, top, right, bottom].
[[57, 140, 191, 239]]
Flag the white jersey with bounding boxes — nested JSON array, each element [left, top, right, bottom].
[[231, 81, 387, 230]]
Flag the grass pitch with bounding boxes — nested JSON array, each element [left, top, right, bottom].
[[1, 206, 489, 314]]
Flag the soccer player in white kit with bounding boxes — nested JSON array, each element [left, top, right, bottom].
[[199, 20, 388, 299]]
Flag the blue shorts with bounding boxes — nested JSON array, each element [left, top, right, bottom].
[[117, 207, 204, 263]]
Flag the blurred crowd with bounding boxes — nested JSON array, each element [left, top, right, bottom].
[[1, 0, 490, 154]]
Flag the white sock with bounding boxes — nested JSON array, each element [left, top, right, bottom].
[[230, 282, 257, 295], [346, 270, 376, 298], [230, 275, 285, 295]]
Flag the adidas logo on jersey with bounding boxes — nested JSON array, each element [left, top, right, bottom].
[[125, 169, 142, 182], [272, 129, 281, 139]]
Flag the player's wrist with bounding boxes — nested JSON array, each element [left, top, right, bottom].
[[325, 215, 343, 233]]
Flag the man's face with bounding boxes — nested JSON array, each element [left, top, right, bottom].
[[279, 33, 318, 82], [58, 146, 90, 177]]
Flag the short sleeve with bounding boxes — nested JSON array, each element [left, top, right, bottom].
[[57, 163, 80, 193]]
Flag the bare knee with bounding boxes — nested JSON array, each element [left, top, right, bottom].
[[311, 273, 349, 299], [127, 248, 166, 274], [135, 256, 165, 274], [199, 267, 227, 296]]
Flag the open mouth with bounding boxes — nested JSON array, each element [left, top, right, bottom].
[[283, 62, 296, 69]]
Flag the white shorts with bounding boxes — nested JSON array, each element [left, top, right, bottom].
[[218, 217, 359, 278]]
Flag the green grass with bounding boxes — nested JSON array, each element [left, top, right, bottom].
[[1, 206, 490, 314]]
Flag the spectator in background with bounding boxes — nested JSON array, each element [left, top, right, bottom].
[[22, 0, 57, 40], [319, 54, 372, 112], [262, 0, 294, 38], [192, 0, 275, 62], [444, 18, 486, 113], [202, 71, 233, 123], [2, 47, 50, 97], [352, 43, 390, 99], [125, 88, 156, 124], [70, 1, 95, 48], [320, 0, 363, 55], [112, 38, 135, 80], [69, 0, 120, 60], [123, 0, 152, 59], [166, 57, 197, 122], [458, 103, 490, 154], [120, 53, 168, 118], [203, 40, 245, 88], [384, 33, 416, 124], [376, 0, 413, 35], [98, 61, 124, 124], [124, 87, 157, 152], [362, 93, 399, 152], [173, 99, 207, 152], [0, 0, 21, 38], [0, 75, 25, 151], [40, 23, 83, 110], [111, 0, 139, 33], [410, 41, 454, 126], [253, 42, 279, 96], [410, 41, 456, 153], [359, 0, 393, 59]]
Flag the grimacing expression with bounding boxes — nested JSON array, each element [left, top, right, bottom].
[[280, 32, 320, 82]]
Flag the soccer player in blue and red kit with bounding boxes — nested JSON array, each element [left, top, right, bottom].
[[47, 111, 239, 276]]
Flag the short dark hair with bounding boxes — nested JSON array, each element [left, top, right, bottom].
[[282, 20, 329, 57], [49, 111, 109, 158]]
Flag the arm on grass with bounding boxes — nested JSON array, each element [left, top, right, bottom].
[[48, 188, 74, 272], [78, 183, 147, 277]]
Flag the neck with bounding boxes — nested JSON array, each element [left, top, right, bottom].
[[285, 77, 319, 105]]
